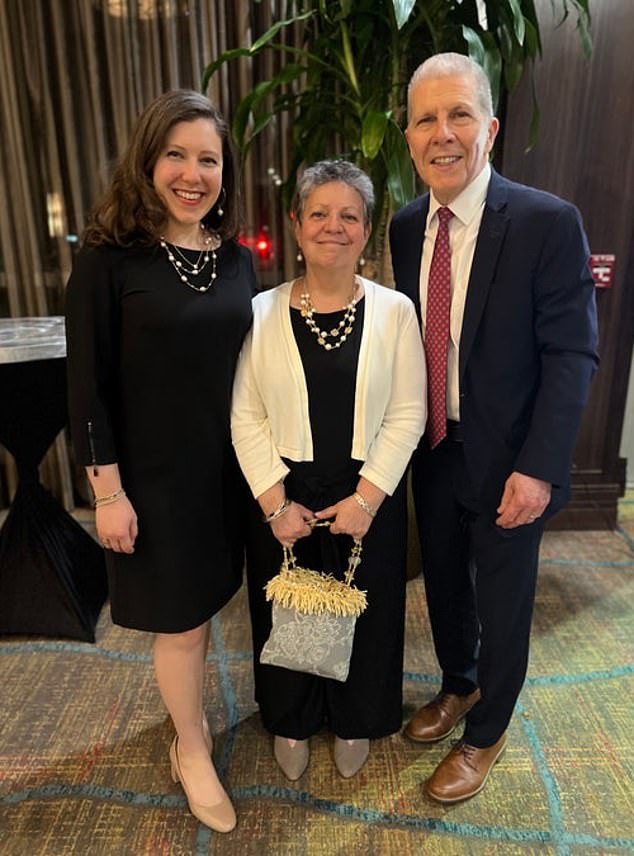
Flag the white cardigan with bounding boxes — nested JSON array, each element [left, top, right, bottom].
[[231, 277, 427, 499]]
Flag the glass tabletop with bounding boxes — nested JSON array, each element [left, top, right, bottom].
[[0, 317, 66, 364]]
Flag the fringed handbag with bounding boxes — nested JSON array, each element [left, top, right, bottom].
[[259, 527, 366, 682]]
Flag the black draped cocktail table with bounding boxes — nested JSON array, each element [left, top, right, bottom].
[[0, 318, 107, 641]]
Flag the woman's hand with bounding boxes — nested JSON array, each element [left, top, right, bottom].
[[270, 501, 315, 548], [96, 496, 138, 553], [315, 495, 373, 540], [315, 478, 385, 540]]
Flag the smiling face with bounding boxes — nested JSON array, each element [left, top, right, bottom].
[[152, 117, 223, 243], [406, 74, 499, 205], [294, 181, 370, 274]]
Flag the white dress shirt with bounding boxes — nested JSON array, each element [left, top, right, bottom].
[[419, 163, 491, 421]]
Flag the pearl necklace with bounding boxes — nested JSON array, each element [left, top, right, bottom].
[[159, 232, 221, 293], [299, 278, 359, 351]]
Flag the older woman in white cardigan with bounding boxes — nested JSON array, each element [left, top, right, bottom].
[[232, 160, 426, 781]]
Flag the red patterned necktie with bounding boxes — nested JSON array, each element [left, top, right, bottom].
[[425, 206, 454, 449]]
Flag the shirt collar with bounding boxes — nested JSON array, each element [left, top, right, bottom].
[[428, 162, 491, 227]]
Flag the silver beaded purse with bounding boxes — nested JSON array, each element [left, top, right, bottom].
[[259, 532, 366, 682]]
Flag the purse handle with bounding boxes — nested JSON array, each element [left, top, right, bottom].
[[282, 519, 363, 587]]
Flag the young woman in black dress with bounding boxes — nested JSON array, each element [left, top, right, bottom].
[[65, 90, 255, 832]]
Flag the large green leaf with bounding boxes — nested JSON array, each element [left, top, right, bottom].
[[506, 0, 525, 46], [318, 0, 334, 22], [232, 65, 305, 152], [361, 110, 388, 160], [523, 18, 540, 60], [338, 0, 353, 17], [250, 10, 314, 53], [232, 81, 273, 150], [369, 161, 387, 237], [391, 0, 417, 30], [242, 115, 274, 161], [274, 62, 306, 85], [525, 76, 540, 153], [462, 25, 485, 66], [480, 33, 502, 112], [384, 119, 415, 210], [202, 48, 250, 91], [567, 0, 592, 58], [522, 0, 543, 54], [497, 19, 514, 62], [503, 39, 525, 92], [462, 27, 502, 112], [339, 19, 360, 95]]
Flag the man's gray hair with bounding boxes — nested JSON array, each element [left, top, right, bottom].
[[407, 52, 494, 120], [292, 160, 374, 227]]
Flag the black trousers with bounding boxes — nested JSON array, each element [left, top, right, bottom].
[[411, 437, 543, 747], [245, 469, 407, 741]]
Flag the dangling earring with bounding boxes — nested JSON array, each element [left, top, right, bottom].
[[358, 256, 366, 269], [216, 187, 226, 218], [296, 248, 304, 264]]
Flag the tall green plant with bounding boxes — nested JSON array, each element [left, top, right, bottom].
[[203, 0, 590, 244]]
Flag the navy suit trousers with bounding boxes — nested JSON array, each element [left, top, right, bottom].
[[411, 436, 543, 747]]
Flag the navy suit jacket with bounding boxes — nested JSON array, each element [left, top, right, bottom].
[[389, 169, 599, 516]]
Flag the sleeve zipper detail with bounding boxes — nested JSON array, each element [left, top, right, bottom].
[[87, 420, 99, 476]]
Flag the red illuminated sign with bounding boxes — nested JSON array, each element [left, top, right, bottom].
[[589, 254, 615, 289]]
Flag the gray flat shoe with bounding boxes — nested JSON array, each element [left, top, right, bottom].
[[274, 736, 310, 781], [334, 737, 369, 778]]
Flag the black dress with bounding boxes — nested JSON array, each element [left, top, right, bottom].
[[65, 240, 255, 632], [245, 300, 408, 740]]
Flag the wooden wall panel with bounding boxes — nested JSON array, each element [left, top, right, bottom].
[[501, 0, 634, 529]]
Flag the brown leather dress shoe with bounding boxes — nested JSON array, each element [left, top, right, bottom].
[[404, 689, 481, 743], [425, 733, 507, 803]]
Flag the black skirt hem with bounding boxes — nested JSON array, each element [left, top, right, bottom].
[[108, 577, 242, 634]]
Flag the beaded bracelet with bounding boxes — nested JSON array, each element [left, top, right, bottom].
[[263, 497, 291, 524], [353, 491, 376, 519], [94, 487, 126, 508]]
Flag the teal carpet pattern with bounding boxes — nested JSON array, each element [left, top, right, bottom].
[[1, 517, 633, 854]]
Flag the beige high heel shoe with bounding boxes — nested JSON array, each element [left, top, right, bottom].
[[169, 736, 236, 833]]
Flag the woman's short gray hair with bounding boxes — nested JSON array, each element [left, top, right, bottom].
[[292, 160, 374, 227], [408, 52, 494, 120]]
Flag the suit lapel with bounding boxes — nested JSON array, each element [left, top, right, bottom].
[[459, 172, 509, 380], [395, 196, 428, 321]]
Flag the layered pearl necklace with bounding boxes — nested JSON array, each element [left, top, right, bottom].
[[159, 230, 221, 293], [299, 277, 359, 351]]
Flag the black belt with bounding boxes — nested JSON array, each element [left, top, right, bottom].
[[446, 420, 464, 443]]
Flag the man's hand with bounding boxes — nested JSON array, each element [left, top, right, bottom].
[[496, 472, 551, 529]]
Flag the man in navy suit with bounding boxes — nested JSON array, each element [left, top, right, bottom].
[[390, 53, 598, 803]]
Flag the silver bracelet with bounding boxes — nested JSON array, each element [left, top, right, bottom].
[[353, 491, 376, 519], [263, 497, 291, 524], [94, 487, 126, 508]]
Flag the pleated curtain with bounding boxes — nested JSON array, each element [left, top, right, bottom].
[[0, 0, 296, 508]]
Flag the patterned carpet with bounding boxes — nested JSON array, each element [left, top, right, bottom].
[[1, 500, 633, 855]]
